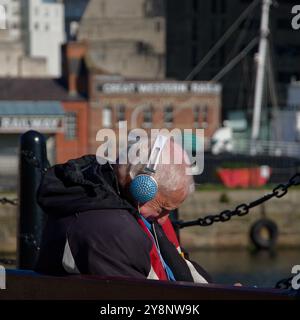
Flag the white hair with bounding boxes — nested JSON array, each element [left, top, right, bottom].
[[117, 135, 195, 197]]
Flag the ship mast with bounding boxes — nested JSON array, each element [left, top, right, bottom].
[[251, 0, 272, 146]]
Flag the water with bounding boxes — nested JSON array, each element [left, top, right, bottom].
[[189, 249, 300, 288]]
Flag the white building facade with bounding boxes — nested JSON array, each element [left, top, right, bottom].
[[0, 0, 22, 41], [0, 0, 23, 77], [23, 0, 65, 77]]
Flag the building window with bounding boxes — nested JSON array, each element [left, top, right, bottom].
[[102, 106, 112, 128], [34, 22, 39, 30], [64, 112, 77, 140], [193, 105, 200, 128], [136, 41, 150, 55], [202, 105, 208, 128], [117, 104, 126, 122], [164, 105, 173, 126], [155, 20, 161, 32], [144, 0, 153, 17], [143, 106, 153, 128], [35, 7, 39, 16], [11, 23, 18, 29]]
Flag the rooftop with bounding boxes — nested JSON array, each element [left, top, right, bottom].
[[0, 78, 86, 101]]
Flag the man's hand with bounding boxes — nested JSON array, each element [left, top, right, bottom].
[[234, 283, 243, 287]]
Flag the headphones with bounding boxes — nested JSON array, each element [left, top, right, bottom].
[[129, 135, 168, 204]]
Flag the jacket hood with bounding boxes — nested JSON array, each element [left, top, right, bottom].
[[37, 155, 135, 217]]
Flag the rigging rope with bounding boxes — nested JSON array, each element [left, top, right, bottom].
[[185, 0, 260, 80]]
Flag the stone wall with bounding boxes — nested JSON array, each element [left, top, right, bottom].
[[0, 199, 17, 253], [179, 189, 300, 249]]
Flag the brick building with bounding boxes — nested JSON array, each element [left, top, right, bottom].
[[88, 76, 221, 154], [0, 40, 222, 191], [0, 78, 88, 189]]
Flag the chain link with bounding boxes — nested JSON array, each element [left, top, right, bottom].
[[0, 151, 48, 206], [176, 173, 300, 228], [0, 197, 18, 206], [0, 258, 16, 266]]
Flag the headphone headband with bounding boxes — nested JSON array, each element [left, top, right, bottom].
[[143, 135, 168, 174]]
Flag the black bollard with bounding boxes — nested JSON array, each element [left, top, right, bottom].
[[18, 130, 49, 270]]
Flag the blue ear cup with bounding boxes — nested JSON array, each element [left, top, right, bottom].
[[129, 174, 158, 204]]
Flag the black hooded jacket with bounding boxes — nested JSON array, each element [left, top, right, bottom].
[[36, 155, 211, 282]]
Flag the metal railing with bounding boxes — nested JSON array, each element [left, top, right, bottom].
[[232, 139, 300, 158]]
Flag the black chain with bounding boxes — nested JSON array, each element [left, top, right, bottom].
[[176, 173, 300, 228], [0, 197, 18, 206], [0, 151, 48, 206], [0, 258, 16, 266]]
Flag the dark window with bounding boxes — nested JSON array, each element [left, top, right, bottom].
[[136, 41, 150, 54], [11, 23, 19, 29], [202, 105, 208, 128], [193, 106, 200, 128], [117, 105, 126, 122], [144, 0, 153, 17], [143, 106, 153, 128], [164, 105, 173, 126], [155, 20, 161, 32], [64, 112, 77, 140]]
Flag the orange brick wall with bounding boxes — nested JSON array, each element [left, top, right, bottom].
[[89, 94, 221, 154]]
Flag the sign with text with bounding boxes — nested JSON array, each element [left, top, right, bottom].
[[96, 81, 222, 95], [0, 116, 63, 133]]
